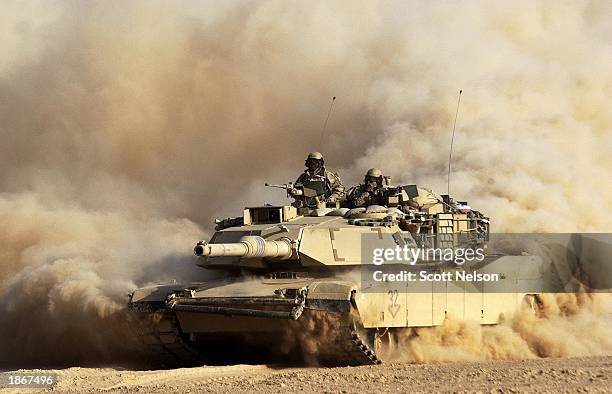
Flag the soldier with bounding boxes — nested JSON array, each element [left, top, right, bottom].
[[344, 168, 387, 208], [292, 152, 345, 205]]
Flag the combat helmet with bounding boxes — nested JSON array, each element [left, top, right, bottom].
[[366, 168, 382, 178], [364, 168, 384, 185], [305, 152, 324, 166]]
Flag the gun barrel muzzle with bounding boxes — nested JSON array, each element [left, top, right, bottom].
[[194, 236, 292, 259]]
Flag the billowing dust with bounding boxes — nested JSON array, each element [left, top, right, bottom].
[[283, 293, 612, 365], [1, 1, 611, 367], [391, 293, 612, 363], [0, 194, 205, 367]]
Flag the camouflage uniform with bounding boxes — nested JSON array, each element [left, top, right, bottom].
[[295, 167, 345, 201], [344, 184, 386, 208]]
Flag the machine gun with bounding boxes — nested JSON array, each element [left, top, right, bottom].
[[265, 182, 302, 197], [266, 179, 337, 210]]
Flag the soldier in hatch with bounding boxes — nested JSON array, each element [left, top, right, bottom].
[[344, 168, 387, 208], [291, 152, 345, 206]]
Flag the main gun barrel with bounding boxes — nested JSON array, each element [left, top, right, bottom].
[[194, 236, 293, 259]]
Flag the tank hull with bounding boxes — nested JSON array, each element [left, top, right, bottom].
[[128, 261, 547, 366]]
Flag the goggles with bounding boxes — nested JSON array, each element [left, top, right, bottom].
[[305, 159, 322, 166], [365, 176, 382, 184]]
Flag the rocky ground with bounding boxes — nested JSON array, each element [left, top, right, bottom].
[[2, 356, 610, 393]]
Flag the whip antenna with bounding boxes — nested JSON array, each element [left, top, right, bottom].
[[447, 90, 463, 197], [319, 96, 336, 146]]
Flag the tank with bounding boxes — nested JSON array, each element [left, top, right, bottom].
[[127, 178, 557, 366]]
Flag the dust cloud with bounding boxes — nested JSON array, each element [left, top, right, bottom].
[[0, 1, 610, 367], [395, 293, 612, 362], [0, 193, 204, 367]]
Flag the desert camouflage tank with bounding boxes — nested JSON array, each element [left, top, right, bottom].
[[128, 177, 571, 366]]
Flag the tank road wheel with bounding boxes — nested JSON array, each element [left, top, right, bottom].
[[522, 294, 544, 318]]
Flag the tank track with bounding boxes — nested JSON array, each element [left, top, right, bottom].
[[304, 319, 382, 366], [345, 327, 383, 365], [130, 309, 381, 367], [131, 311, 203, 368]]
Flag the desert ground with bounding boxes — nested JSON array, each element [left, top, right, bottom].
[[2, 356, 609, 393]]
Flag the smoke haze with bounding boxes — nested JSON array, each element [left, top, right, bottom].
[[395, 294, 612, 362], [0, 0, 610, 366]]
